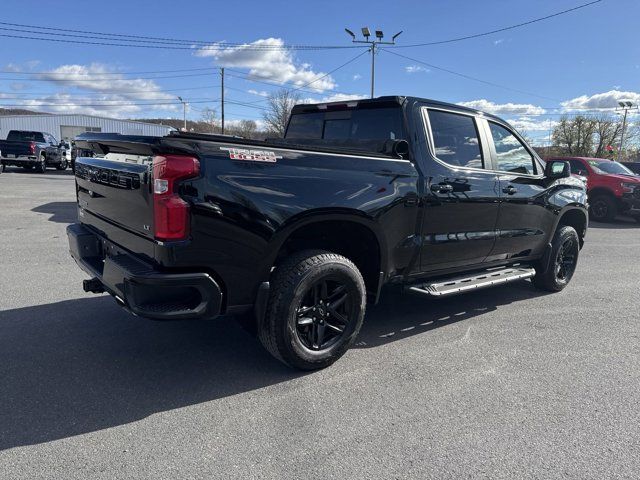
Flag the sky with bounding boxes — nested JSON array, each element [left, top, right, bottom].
[[0, 0, 638, 144]]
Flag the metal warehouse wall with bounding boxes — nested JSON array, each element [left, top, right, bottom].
[[0, 114, 174, 140]]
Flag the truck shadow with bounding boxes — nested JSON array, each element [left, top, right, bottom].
[[31, 201, 78, 224], [589, 217, 638, 229], [355, 282, 548, 348], [0, 281, 547, 450]]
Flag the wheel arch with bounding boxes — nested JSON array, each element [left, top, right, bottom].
[[264, 209, 388, 299], [555, 207, 588, 247]]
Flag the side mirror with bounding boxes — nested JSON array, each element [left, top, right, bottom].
[[545, 160, 570, 179]]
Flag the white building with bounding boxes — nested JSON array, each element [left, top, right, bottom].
[[0, 114, 175, 142]]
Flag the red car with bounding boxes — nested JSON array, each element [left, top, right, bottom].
[[548, 157, 640, 222]]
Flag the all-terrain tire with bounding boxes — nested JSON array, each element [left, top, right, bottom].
[[533, 226, 580, 292], [259, 250, 366, 370], [56, 160, 68, 171], [589, 194, 616, 222], [36, 155, 47, 173]]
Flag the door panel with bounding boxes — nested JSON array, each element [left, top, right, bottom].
[[482, 120, 552, 261], [419, 108, 500, 271]]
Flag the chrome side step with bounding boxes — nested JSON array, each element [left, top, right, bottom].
[[407, 266, 536, 298]]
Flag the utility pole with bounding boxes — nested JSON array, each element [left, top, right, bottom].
[[345, 27, 402, 98], [221, 67, 225, 135], [177, 96, 188, 131], [616, 101, 636, 162]]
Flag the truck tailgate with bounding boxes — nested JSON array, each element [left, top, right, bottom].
[[75, 156, 154, 239]]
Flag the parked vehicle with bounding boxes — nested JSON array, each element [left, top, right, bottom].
[[70, 142, 94, 172], [67, 96, 588, 370], [549, 156, 640, 222], [621, 161, 640, 175], [0, 130, 68, 173]]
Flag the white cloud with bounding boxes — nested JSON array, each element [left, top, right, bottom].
[[561, 90, 640, 111], [509, 117, 557, 133], [353, 74, 362, 81], [457, 99, 546, 115], [301, 93, 367, 104], [39, 63, 174, 103], [493, 39, 504, 46], [405, 65, 429, 74], [4, 60, 40, 72], [18, 93, 144, 117], [9, 63, 178, 117], [195, 38, 336, 92], [248, 89, 269, 97]]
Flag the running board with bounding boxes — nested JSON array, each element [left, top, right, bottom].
[[407, 266, 536, 297]]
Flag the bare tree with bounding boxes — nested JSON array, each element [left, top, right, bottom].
[[262, 89, 301, 137], [236, 119, 258, 138], [552, 115, 596, 156], [200, 107, 219, 134], [593, 115, 623, 158]]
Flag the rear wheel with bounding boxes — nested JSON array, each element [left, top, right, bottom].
[[36, 155, 47, 173], [589, 194, 616, 222], [533, 226, 580, 292], [56, 159, 68, 171], [259, 250, 366, 370]]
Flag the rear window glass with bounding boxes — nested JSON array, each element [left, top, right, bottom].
[[427, 110, 483, 169], [286, 107, 405, 142], [7, 131, 45, 142]]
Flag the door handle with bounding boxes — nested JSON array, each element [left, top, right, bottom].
[[430, 183, 454, 194], [502, 185, 518, 195]]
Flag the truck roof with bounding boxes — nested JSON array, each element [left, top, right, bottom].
[[291, 95, 505, 122]]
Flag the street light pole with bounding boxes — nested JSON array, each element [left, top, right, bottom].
[[616, 101, 637, 161], [177, 96, 188, 131], [345, 27, 402, 99], [220, 67, 225, 135], [616, 101, 637, 162]]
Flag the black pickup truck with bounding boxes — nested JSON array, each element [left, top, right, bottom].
[[67, 96, 588, 369], [0, 130, 68, 173]]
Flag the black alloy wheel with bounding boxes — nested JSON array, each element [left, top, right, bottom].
[[554, 236, 578, 284], [533, 225, 580, 292], [259, 250, 366, 370], [295, 279, 353, 351]]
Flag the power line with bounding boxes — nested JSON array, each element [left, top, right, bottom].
[[391, 0, 603, 48], [0, 66, 219, 76], [380, 49, 559, 102], [0, 23, 365, 51], [0, 2, 602, 52], [0, 85, 221, 97]]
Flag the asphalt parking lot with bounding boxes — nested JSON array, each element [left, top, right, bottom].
[[1, 169, 639, 479]]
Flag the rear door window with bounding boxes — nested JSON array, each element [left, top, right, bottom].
[[427, 110, 484, 169]]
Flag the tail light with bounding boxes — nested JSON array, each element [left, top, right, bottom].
[[152, 155, 200, 241], [29, 142, 36, 155]]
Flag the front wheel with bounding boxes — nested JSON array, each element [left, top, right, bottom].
[[56, 160, 68, 170], [590, 194, 616, 222], [36, 156, 47, 173], [533, 226, 580, 292], [259, 250, 366, 370]]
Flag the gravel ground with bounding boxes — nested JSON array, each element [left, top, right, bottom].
[[1, 169, 639, 479]]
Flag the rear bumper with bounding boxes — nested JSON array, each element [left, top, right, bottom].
[[67, 223, 222, 320], [1, 155, 38, 166]]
